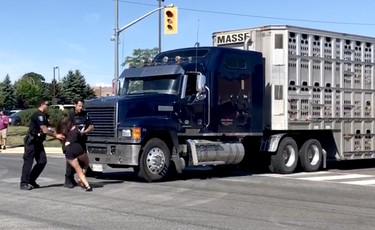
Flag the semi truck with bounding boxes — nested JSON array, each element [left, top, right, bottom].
[[84, 25, 375, 182]]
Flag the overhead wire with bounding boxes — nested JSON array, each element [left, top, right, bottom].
[[117, 0, 375, 26]]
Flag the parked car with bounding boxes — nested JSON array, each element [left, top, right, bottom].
[[8, 112, 21, 126], [3, 109, 21, 116], [50, 104, 75, 111]]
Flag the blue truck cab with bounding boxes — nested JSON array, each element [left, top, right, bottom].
[[84, 46, 264, 182]]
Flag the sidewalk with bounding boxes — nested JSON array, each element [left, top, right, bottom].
[[1, 146, 63, 154]]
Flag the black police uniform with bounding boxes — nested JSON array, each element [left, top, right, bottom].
[[64, 110, 92, 186], [20, 110, 49, 189]]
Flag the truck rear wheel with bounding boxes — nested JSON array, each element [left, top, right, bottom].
[[299, 139, 322, 172], [270, 137, 298, 174], [138, 138, 171, 182]]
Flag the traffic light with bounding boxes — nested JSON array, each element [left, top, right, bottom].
[[164, 6, 178, 34]]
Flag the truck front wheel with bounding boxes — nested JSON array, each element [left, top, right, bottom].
[[270, 137, 298, 174], [138, 138, 171, 182]]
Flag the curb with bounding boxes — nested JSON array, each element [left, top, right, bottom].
[[1, 147, 63, 154]]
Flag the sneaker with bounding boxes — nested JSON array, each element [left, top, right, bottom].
[[29, 182, 40, 189], [20, 184, 33, 190], [85, 186, 93, 192], [2, 146, 5, 150]]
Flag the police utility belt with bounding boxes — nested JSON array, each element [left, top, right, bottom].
[[24, 132, 46, 145]]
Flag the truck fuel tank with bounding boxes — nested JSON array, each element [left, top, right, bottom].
[[186, 139, 245, 166]]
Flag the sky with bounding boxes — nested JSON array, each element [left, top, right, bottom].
[[1, 0, 375, 87]]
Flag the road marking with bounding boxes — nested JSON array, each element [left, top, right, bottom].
[[254, 171, 375, 187], [257, 171, 331, 178], [298, 174, 373, 181], [224, 171, 375, 187], [341, 179, 375, 185]]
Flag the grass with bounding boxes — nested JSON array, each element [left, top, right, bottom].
[[6, 126, 61, 147]]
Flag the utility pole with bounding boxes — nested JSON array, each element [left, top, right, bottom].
[[113, 0, 119, 96], [158, 0, 164, 53], [53, 66, 59, 105]]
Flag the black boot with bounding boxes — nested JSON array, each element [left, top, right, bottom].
[[20, 184, 33, 190], [64, 178, 74, 188]]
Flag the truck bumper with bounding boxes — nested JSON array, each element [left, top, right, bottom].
[[87, 143, 141, 167]]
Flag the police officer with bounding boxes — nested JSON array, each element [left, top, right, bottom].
[[20, 99, 65, 190], [64, 98, 94, 188]]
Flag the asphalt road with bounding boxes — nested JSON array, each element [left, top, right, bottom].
[[1, 153, 375, 230]]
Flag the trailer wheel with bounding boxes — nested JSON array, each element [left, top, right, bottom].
[[138, 138, 171, 182], [299, 139, 322, 172], [270, 137, 298, 174]]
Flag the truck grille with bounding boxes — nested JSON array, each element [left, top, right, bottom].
[[85, 106, 116, 137]]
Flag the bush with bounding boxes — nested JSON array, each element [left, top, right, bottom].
[[18, 109, 37, 126], [18, 108, 69, 128], [47, 108, 69, 128]]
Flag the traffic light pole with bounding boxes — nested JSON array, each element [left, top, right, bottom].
[[113, 2, 174, 95], [158, 0, 165, 53]]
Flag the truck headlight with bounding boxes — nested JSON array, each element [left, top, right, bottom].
[[121, 129, 131, 137]]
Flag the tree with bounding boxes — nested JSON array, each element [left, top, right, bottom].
[[60, 70, 96, 103], [0, 74, 16, 109], [14, 72, 45, 108], [122, 47, 159, 68]]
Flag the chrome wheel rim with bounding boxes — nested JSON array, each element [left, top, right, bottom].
[[146, 147, 166, 174]]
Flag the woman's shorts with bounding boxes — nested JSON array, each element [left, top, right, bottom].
[[65, 143, 85, 160]]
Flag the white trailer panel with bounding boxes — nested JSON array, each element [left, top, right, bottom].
[[213, 25, 375, 159]]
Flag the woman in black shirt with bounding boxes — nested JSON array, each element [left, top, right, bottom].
[[56, 116, 92, 191]]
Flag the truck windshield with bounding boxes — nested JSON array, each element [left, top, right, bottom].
[[123, 74, 181, 95]]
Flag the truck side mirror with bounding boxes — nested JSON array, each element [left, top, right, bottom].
[[196, 73, 207, 101], [196, 73, 206, 93]]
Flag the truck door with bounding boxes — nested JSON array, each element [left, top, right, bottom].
[[180, 73, 208, 130]]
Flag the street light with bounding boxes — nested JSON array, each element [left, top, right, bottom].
[[53, 66, 59, 104]]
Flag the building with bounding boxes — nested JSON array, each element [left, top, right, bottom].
[[92, 86, 113, 97]]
